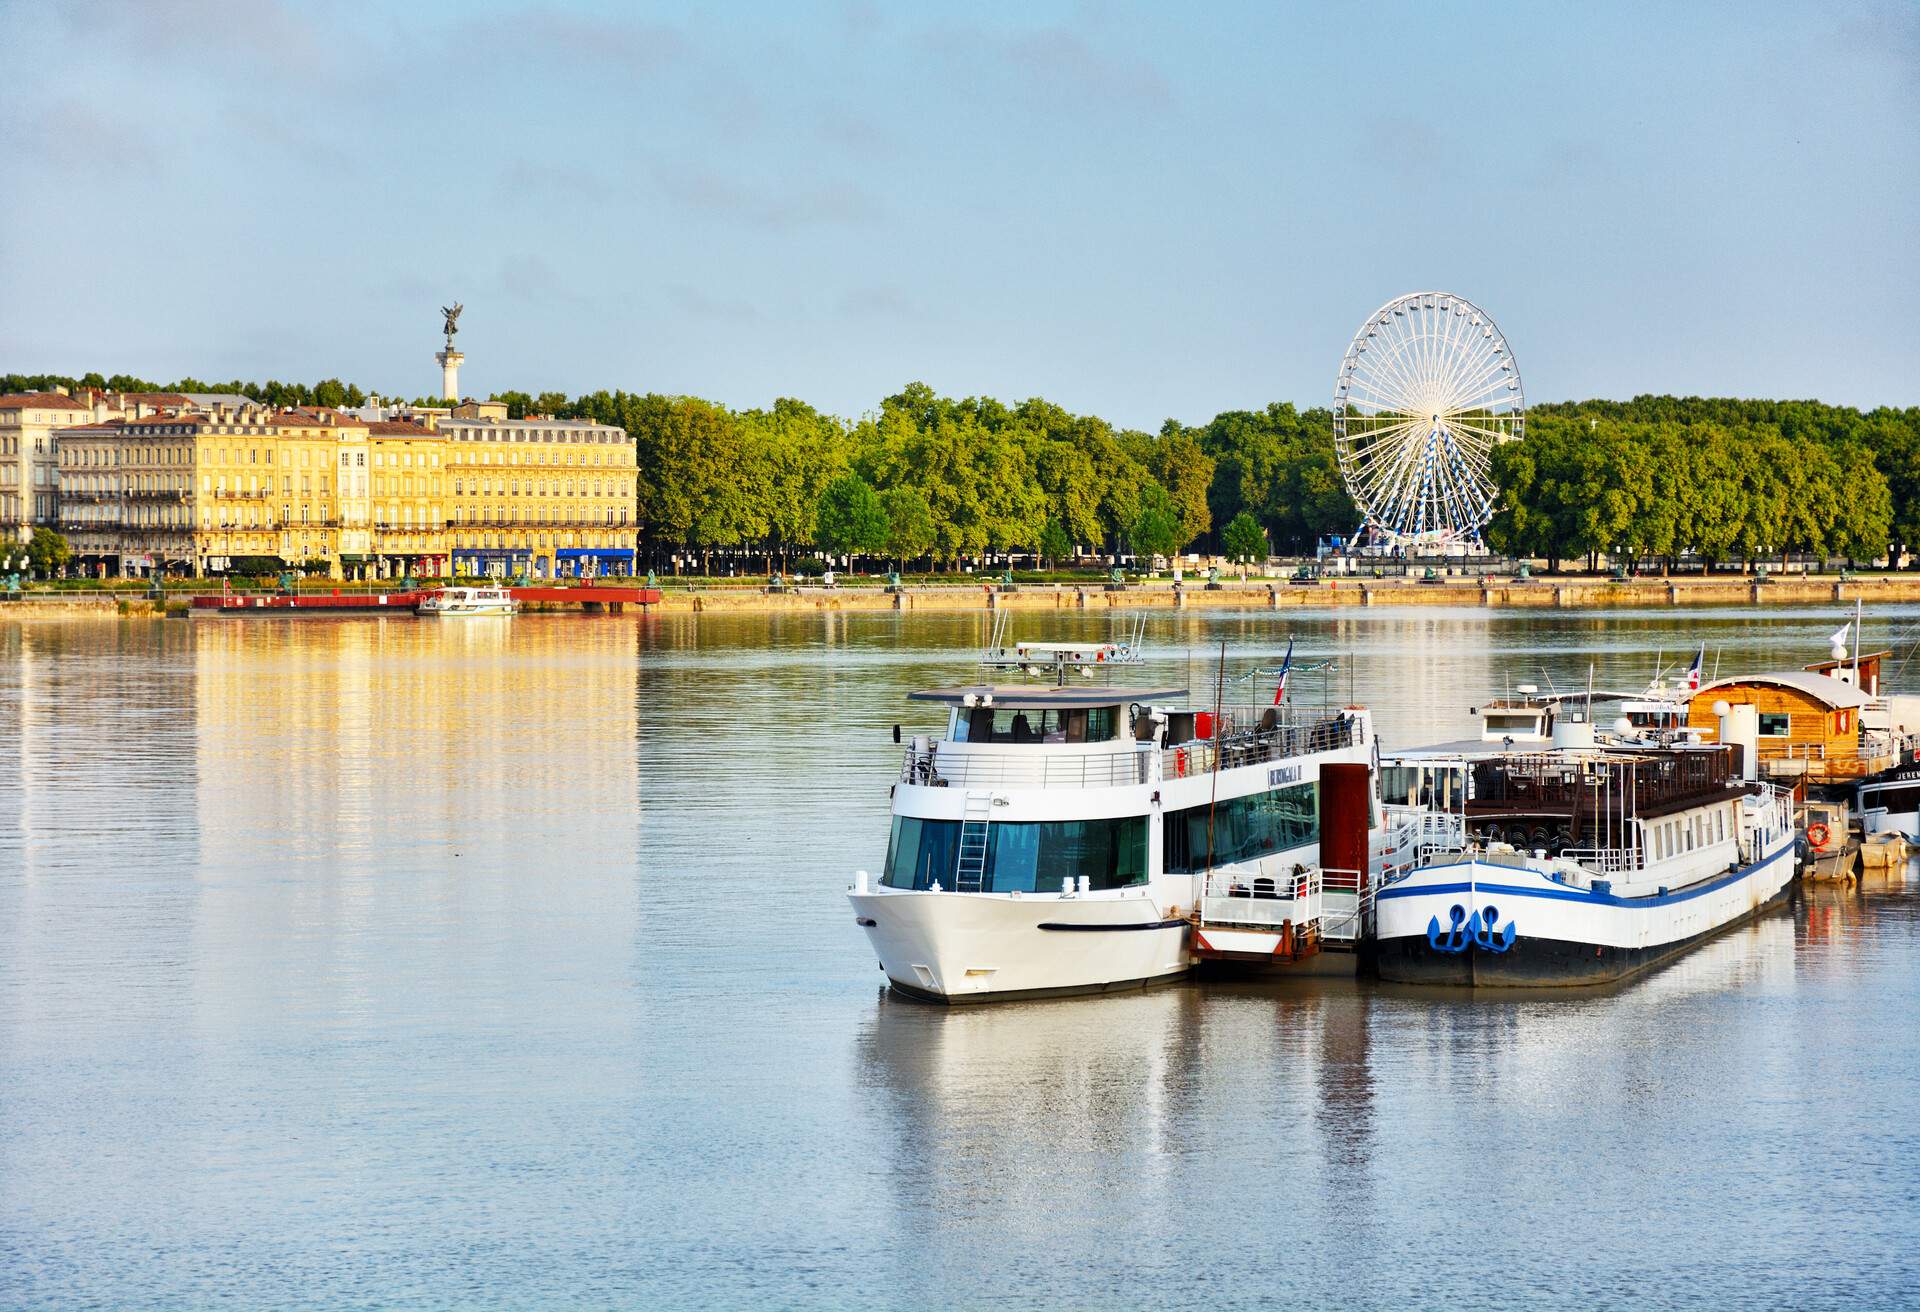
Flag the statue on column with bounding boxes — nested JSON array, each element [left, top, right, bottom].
[[440, 302, 463, 347]]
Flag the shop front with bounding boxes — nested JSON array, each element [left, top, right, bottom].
[[555, 547, 637, 579]]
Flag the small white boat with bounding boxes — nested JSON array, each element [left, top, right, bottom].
[[416, 586, 518, 617]]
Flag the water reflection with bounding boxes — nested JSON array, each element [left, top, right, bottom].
[[3, 608, 1919, 1309]]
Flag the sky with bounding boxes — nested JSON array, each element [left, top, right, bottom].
[[1, 0, 1915, 430]]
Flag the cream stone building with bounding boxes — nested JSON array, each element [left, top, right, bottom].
[[51, 398, 637, 579], [2, 390, 92, 545], [439, 409, 635, 579]]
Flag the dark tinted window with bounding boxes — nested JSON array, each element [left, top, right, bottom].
[[880, 815, 1146, 891], [1164, 783, 1319, 874]]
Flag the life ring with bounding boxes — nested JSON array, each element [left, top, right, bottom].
[[1175, 748, 1189, 778], [1806, 822, 1831, 851]]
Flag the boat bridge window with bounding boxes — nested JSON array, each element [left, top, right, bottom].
[[1484, 712, 1545, 733], [880, 815, 1146, 892], [1163, 783, 1318, 874], [950, 705, 1118, 745], [1758, 713, 1791, 737]]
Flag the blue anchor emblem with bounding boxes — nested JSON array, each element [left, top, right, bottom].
[[1427, 904, 1517, 954]]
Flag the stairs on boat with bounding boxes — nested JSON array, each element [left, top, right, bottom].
[[955, 792, 993, 892]]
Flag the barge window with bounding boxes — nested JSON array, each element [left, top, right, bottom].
[[1163, 783, 1319, 874], [1758, 713, 1791, 737], [879, 815, 1147, 892], [1865, 785, 1920, 814]]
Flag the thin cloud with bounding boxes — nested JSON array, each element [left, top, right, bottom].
[[651, 162, 883, 230], [461, 7, 687, 77], [921, 21, 1173, 111]]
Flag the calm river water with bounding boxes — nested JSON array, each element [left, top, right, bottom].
[[3, 606, 1918, 1310]]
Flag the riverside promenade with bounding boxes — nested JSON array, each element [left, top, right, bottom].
[[8, 574, 1920, 618]]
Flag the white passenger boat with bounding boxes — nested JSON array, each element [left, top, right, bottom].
[[416, 586, 518, 617], [1371, 705, 1795, 987], [847, 628, 1375, 1003]]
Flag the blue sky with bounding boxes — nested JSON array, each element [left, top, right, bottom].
[[2, 0, 1914, 428]]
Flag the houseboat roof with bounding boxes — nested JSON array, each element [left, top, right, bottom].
[[908, 685, 1187, 708], [1693, 671, 1872, 709]]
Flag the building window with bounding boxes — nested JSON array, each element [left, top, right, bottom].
[[1758, 713, 1791, 737]]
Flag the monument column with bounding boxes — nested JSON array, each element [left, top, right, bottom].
[[437, 301, 465, 401]]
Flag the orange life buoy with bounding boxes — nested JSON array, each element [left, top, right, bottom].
[[1806, 822, 1831, 851], [1175, 748, 1189, 778]]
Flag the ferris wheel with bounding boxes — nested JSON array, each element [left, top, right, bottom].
[[1332, 291, 1524, 549]]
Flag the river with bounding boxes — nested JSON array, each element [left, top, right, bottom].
[[3, 607, 1916, 1309]]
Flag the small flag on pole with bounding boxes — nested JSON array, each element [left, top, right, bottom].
[[1274, 637, 1294, 705], [1685, 643, 1704, 692]]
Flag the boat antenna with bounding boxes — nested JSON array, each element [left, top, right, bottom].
[[1541, 666, 1560, 698], [1203, 640, 1227, 882]]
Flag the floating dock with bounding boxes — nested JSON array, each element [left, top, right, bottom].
[[192, 586, 662, 614]]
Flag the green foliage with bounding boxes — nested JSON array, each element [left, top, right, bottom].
[[7, 370, 1912, 567], [1488, 403, 1899, 568], [1128, 485, 1182, 562], [815, 474, 888, 556], [26, 528, 71, 576], [1038, 517, 1072, 567], [1221, 511, 1267, 563], [881, 485, 937, 565], [1187, 403, 1355, 552], [227, 555, 286, 576]]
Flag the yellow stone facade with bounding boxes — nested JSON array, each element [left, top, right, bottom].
[[53, 403, 636, 578]]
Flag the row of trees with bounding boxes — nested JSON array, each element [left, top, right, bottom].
[[11, 371, 1920, 570], [1488, 399, 1918, 569]]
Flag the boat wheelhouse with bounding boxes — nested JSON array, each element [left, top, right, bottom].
[[848, 634, 1374, 1003], [1372, 723, 1795, 987]]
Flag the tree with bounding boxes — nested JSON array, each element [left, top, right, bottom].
[[26, 528, 72, 577], [1221, 511, 1267, 565], [1038, 517, 1071, 568], [1151, 427, 1214, 547], [881, 486, 936, 568], [1128, 485, 1182, 564], [815, 474, 888, 559]]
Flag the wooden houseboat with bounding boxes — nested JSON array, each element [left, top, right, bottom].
[[1685, 672, 1890, 787]]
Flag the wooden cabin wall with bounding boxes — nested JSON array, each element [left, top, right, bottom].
[[1686, 686, 1850, 761]]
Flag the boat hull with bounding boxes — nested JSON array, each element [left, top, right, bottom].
[[849, 888, 1189, 1004], [1372, 841, 1796, 988]]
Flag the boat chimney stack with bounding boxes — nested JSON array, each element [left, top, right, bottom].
[[1715, 700, 1759, 781]]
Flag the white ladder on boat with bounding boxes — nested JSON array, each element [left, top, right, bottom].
[[955, 792, 993, 892]]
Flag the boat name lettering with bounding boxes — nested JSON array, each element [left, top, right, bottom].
[[1268, 765, 1302, 787]]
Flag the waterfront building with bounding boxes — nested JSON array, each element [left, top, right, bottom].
[[1, 391, 92, 543], [439, 411, 635, 579], [48, 396, 636, 579]]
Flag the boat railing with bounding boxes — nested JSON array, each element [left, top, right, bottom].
[[1377, 806, 1466, 884], [899, 743, 1154, 789], [899, 710, 1362, 790], [1318, 866, 1373, 942], [1164, 712, 1363, 779], [1196, 863, 1373, 941], [1199, 864, 1320, 930], [1557, 846, 1645, 875]]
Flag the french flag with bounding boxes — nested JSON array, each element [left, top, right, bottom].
[[1274, 638, 1294, 706], [1686, 644, 1704, 691]]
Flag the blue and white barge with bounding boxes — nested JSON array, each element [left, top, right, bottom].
[[1371, 711, 1795, 988]]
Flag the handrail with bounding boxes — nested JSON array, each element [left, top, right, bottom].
[[899, 711, 1362, 791]]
